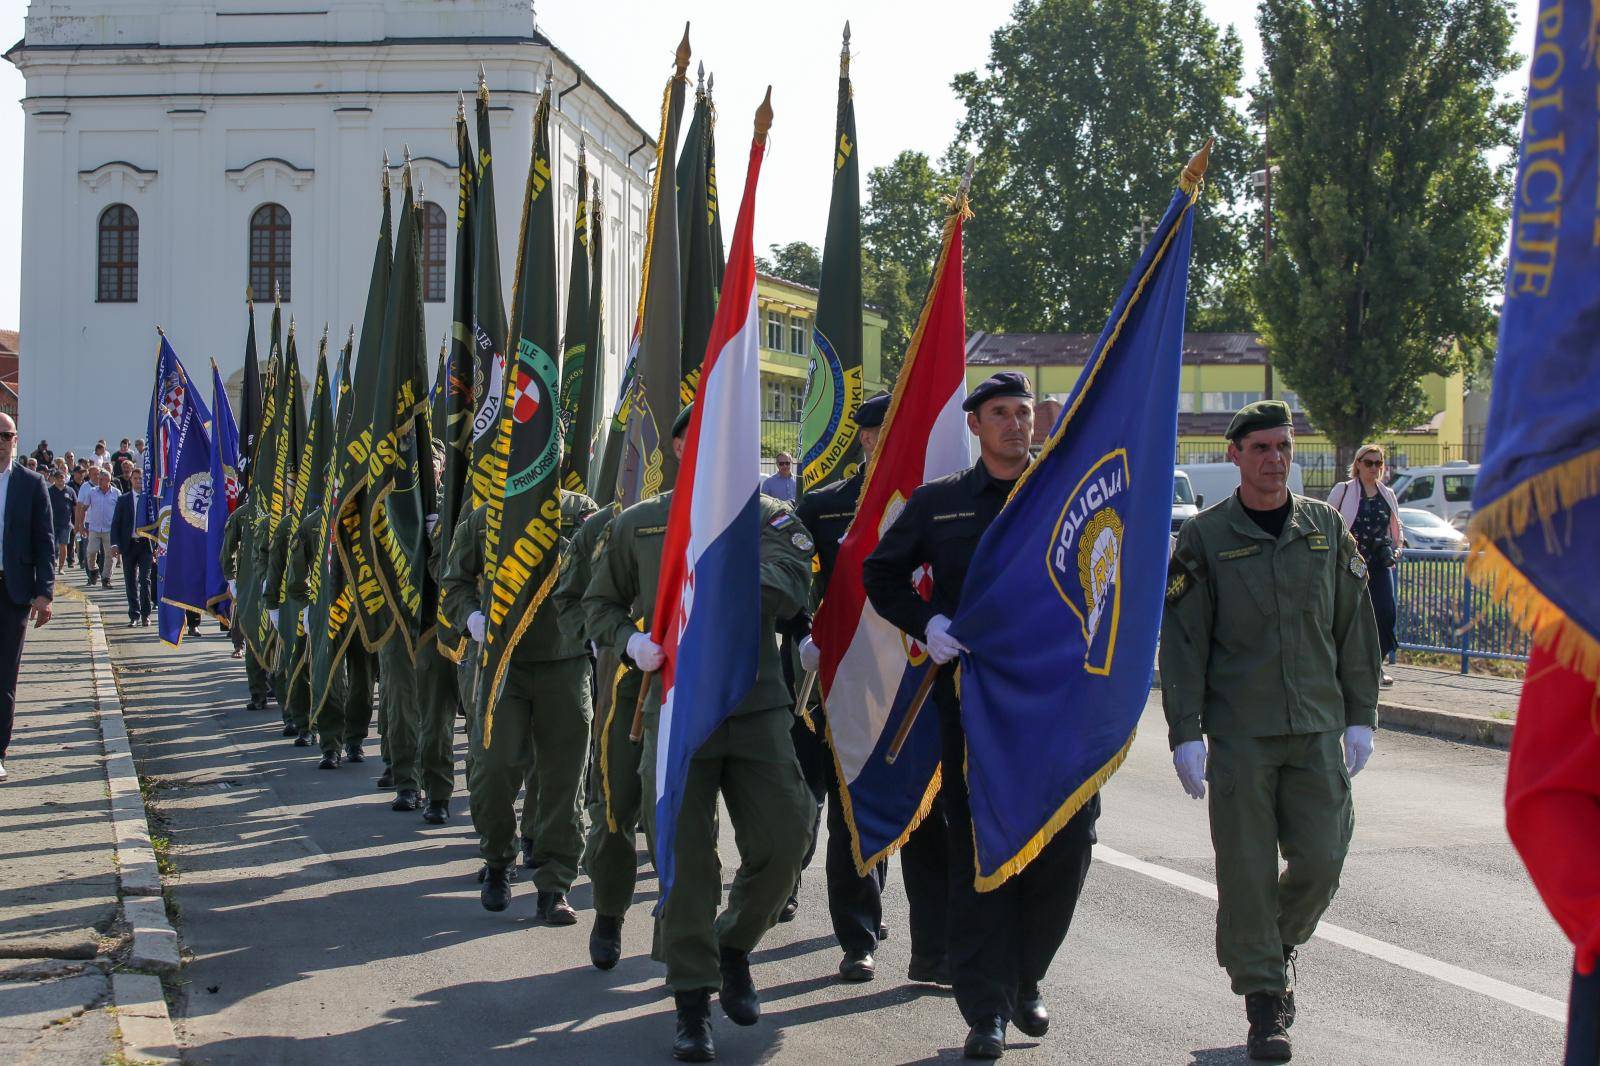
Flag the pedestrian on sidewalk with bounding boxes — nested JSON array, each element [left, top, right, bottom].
[[110, 468, 156, 626], [1160, 401, 1381, 1062], [30, 439, 52, 467], [47, 470, 73, 572], [0, 412, 56, 783], [1327, 445, 1403, 686], [110, 438, 135, 470], [761, 452, 798, 503], [74, 468, 120, 589]]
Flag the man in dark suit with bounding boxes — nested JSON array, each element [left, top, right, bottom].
[[0, 413, 56, 783], [111, 467, 156, 627]]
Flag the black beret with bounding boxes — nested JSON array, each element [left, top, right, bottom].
[[671, 403, 693, 439], [1225, 400, 1293, 441], [855, 392, 891, 428], [961, 371, 1034, 413]]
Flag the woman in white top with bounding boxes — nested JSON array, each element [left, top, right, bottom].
[[1328, 444, 1403, 685]]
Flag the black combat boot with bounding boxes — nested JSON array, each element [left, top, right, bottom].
[[718, 946, 760, 1026], [294, 730, 312, 747], [345, 742, 366, 763], [1014, 984, 1049, 1038], [421, 800, 448, 825], [672, 989, 715, 1062], [317, 750, 341, 770], [281, 724, 297, 737], [589, 914, 623, 970], [1245, 991, 1293, 1061], [376, 766, 393, 789], [537, 891, 577, 925], [838, 948, 875, 983], [520, 836, 540, 869], [480, 865, 512, 912], [963, 1015, 1006, 1059], [391, 788, 421, 812]]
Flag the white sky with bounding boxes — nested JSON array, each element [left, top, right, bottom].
[[0, 0, 1540, 329]]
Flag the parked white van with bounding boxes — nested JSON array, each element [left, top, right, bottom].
[[1175, 462, 1306, 529], [1389, 462, 1478, 529]]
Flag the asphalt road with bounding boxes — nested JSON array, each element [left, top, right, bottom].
[[101, 596, 1569, 1065]]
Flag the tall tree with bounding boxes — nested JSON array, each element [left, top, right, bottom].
[[1256, 0, 1518, 457], [757, 241, 822, 287], [862, 150, 947, 304], [951, 0, 1251, 333]]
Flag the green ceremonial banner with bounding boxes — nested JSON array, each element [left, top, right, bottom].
[[558, 150, 595, 495], [676, 68, 725, 406], [309, 332, 357, 720], [285, 334, 334, 692], [477, 80, 563, 747], [238, 316, 283, 668], [470, 74, 511, 510], [801, 32, 865, 491]]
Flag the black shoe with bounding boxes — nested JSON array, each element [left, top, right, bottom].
[[391, 788, 421, 812], [127, 618, 139, 627], [294, 730, 312, 747], [376, 767, 393, 789], [422, 800, 448, 825], [1014, 985, 1049, 1038], [908, 953, 953, 986], [141, 617, 150, 628], [718, 946, 759, 1027], [672, 990, 716, 1062], [281, 724, 297, 737], [187, 626, 201, 636], [1282, 945, 1297, 1028], [480, 865, 512, 912], [589, 914, 623, 971], [476, 863, 519, 884], [317, 751, 341, 770], [520, 836, 541, 869], [103, 580, 113, 589], [245, 699, 265, 710], [778, 895, 799, 923], [536, 890, 578, 925], [1245, 992, 1293, 1061], [878, 922, 890, 941], [345, 743, 366, 764], [963, 1016, 1006, 1059], [838, 949, 875, 983]]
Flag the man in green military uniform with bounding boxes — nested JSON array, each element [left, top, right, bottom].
[[264, 504, 312, 746], [220, 491, 272, 711], [553, 500, 646, 971], [441, 488, 597, 922], [413, 511, 460, 824], [581, 405, 816, 1063], [283, 504, 344, 768], [1160, 400, 1380, 1062]]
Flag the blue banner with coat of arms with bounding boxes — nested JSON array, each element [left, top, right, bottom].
[[948, 146, 1207, 891], [157, 360, 215, 646]]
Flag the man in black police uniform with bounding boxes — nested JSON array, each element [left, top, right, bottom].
[[793, 393, 951, 985], [864, 372, 1098, 1059]]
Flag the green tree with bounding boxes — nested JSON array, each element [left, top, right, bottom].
[[863, 150, 950, 304], [862, 253, 916, 384], [757, 241, 823, 288], [1256, 0, 1518, 459], [951, 0, 1253, 334]]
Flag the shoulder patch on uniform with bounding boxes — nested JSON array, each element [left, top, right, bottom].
[[1218, 545, 1261, 561], [591, 526, 612, 562], [636, 524, 668, 536], [1165, 559, 1192, 604], [769, 511, 794, 529], [932, 510, 977, 522], [791, 531, 815, 553], [1348, 554, 1368, 580], [1306, 532, 1330, 551]]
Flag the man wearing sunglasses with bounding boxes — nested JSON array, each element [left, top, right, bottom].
[[0, 413, 55, 783]]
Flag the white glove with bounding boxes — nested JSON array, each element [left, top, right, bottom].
[[924, 615, 967, 665], [300, 607, 309, 631], [267, 608, 280, 630], [627, 631, 664, 672], [798, 635, 821, 673], [466, 611, 486, 644], [1343, 725, 1374, 776], [425, 512, 439, 536], [227, 579, 237, 600], [1173, 740, 1207, 800]]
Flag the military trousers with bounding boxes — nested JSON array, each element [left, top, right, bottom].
[[937, 682, 1097, 1027], [1207, 730, 1353, 995], [792, 713, 887, 957], [279, 611, 311, 733], [377, 641, 422, 791], [467, 655, 592, 891], [308, 660, 349, 754], [415, 643, 460, 803], [243, 648, 271, 706], [658, 706, 815, 993], [583, 663, 648, 918], [315, 645, 377, 756]]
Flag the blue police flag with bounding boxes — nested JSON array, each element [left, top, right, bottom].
[[141, 334, 212, 540], [158, 383, 214, 646], [206, 361, 242, 621], [948, 144, 1208, 890]]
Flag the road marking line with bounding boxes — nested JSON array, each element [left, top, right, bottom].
[[1093, 843, 1566, 1023]]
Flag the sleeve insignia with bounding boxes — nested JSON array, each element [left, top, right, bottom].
[[1348, 554, 1368, 580], [1165, 569, 1191, 605], [791, 531, 815, 553], [591, 526, 612, 563], [769, 511, 794, 529]]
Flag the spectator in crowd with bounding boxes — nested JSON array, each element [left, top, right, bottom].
[[111, 468, 156, 627], [24, 458, 36, 472], [0, 412, 56, 783], [133, 439, 146, 471], [47, 471, 74, 572], [74, 468, 120, 589], [113, 458, 134, 494], [65, 467, 87, 566], [1328, 443, 1403, 686], [30, 440, 52, 467], [91, 440, 111, 468], [111, 438, 135, 469], [762, 452, 798, 503], [62, 450, 76, 470]]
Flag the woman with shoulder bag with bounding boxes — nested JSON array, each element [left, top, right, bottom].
[[1329, 444, 1403, 685]]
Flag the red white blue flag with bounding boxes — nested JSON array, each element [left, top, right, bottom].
[[649, 118, 768, 909]]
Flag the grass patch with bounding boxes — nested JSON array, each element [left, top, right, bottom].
[[1396, 649, 1527, 680]]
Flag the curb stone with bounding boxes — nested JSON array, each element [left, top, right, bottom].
[[1377, 699, 1513, 749], [84, 601, 184, 1059]]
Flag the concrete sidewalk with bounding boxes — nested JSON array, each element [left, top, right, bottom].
[[1381, 663, 1522, 747]]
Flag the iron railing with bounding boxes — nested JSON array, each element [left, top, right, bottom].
[[1395, 548, 1529, 671]]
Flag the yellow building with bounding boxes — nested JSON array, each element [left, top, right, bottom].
[[965, 331, 1476, 495]]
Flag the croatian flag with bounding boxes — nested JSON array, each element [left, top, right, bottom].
[[811, 198, 971, 873], [649, 118, 769, 909]]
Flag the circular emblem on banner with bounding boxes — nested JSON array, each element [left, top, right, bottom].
[[1047, 449, 1130, 676], [179, 471, 215, 530]]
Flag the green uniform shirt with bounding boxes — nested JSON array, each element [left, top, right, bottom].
[[284, 508, 321, 604], [263, 515, 297, 609], [553, 503, 618, 646], [581, 492, 814, 716], [1159, 492, 1381, 748], [220, 500, 252, 581], [439, 492, 598, 662]]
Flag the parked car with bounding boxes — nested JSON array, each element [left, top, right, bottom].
[[1398, 506, 1468, 554], [1171, 470, 1199, 536], [1390, 462, 1477, 529]]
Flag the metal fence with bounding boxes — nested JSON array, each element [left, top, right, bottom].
[[1177, 439, 1484, 498], [1395, 549, 1529, 670], [760, 419, 803, 476]]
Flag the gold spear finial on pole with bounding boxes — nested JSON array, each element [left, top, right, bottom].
[[544, 58, 554, 95], [245, 284, 254, 306], [697, 61, 705, 93], [841, 21, 851, 75], [457, 91, 466, 122], [477, 63, 489, 103], [274, 279, 281, 305], [1179, 138, 1214, 194], [381, 150, 390, 191], [675, 23, 691, 78], [755, 86, 774, 146]]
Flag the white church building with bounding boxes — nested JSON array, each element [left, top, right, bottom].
[[8, 0, 654, 450]]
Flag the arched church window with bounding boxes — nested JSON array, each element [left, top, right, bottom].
[[422, 201, 447, 303], [97, 204, 139, 303], [249, 203, 292, 301]]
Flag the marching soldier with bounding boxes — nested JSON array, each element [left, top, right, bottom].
[[414, 508, 460, 824], [1160, 400, 1379, 1062], [220, 491, 272, 712], [794, 392, 950, 984], [264, 503, 312, 746], [282, 503, 346, 769], [864, 372, 1097, 1060], [583, 404, 816, 1063], [441, 487, 597, 922]]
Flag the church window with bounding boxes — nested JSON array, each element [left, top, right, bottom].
[[422, 201, 447, 303], [97, 204, 139, 303], [249, 203, 292, 301]]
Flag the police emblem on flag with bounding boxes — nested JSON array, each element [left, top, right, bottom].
[[1048, 449, 1129, 675], [505, 338, 561, 496], [178, 472, 215, 530]]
